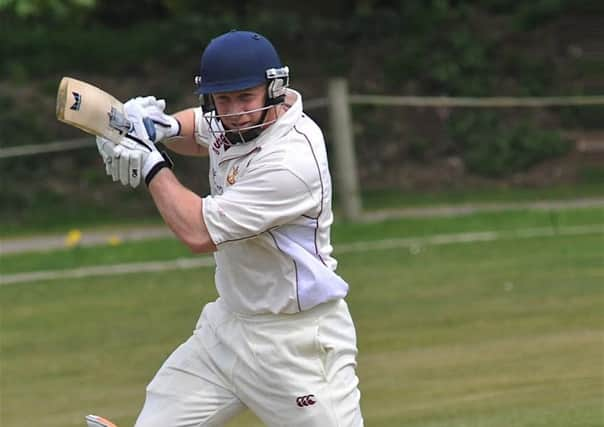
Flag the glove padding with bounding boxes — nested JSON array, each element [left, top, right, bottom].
[[129, 96, 181, 142], [96, 136, 171, 188], [96, 99, 172, 188]]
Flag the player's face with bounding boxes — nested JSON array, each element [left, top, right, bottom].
[[212, 84, 269, 131]]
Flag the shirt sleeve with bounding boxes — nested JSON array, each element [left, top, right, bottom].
[[202, 166, 319, 245], [193, 107, 212, 148]]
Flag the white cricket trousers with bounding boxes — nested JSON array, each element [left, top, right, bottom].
[[134, 298, 363, 427]]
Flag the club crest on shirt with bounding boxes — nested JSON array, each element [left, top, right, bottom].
[[212, 134, 232, 155], [226, 165, 239, 185]]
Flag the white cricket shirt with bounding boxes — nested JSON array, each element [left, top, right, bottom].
[[193, 89, 349, 314]]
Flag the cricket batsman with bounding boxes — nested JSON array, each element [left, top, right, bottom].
[[91, 30, 363, 426]]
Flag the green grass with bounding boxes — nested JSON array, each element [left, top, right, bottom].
[[1, 207, 602, 275], [1, 212, 603, 426], [1, 182, 603, 239], [359, 182, 604, 211], [0, 200, 162, 239]]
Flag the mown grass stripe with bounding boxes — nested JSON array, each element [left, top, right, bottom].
[[1, 224, 602, 286]]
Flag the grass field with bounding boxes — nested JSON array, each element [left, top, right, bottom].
[[2, 182, 603, 238], [1, 207, 603, 426]]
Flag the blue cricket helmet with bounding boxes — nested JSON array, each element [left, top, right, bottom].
[[196, 30, 284, 94], [195, 30, 290, 144]]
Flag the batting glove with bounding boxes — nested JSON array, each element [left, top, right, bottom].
[[96, 134, 172, 188], [96, 137, 113, 177], [127, 96, 181, 142]]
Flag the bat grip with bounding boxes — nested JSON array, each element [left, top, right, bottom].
[[143, 117, 157, 142]]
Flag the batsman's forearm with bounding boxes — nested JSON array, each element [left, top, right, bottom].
[[165, 109, 208, 157], [148, 169, 216, 253]]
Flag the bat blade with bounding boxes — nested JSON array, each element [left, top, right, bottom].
[[56, 77, 132, 143]]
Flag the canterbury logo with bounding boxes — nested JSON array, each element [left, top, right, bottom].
[[296, 394, 316, 407], [70, 91, 82, 110]]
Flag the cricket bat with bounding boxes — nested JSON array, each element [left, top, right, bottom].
[[56, 77, 155, 143]]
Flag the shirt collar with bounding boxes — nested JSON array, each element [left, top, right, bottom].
[[210, 89, 303, 161], [255, 88, 302, 143]]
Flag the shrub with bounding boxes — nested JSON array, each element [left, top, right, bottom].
[[448, 111, 572, 177]]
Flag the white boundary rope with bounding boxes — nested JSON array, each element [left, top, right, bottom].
[[1, 224, 602, 286]]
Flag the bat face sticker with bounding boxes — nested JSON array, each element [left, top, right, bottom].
[[108, 106, 133, 135], [70, 91, 82, 111]]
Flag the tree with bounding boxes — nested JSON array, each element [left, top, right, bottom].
[[0, 0, 96, 19]]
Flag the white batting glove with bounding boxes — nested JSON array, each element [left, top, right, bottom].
[[95, 97, 173, 188], [96, 137, 113, 177], [123, 97, 159, 142], [96, 135, 172, 188], [127, 96, 181, 142]]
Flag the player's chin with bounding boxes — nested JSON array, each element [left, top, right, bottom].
[[225, 123, 251, 132]]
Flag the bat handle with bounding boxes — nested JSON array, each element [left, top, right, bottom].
[[143, 117, 157, 142]]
